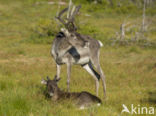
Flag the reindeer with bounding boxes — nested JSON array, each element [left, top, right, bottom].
[[51, 4, 106, 98], [41, 76, 102, 109]]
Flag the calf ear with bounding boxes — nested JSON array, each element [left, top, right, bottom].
[[54, 75, 57, 80], [54, 75, 61, 82], [56, 78, 61, 82], [47, 76, 50, 80], [41, 79, 47, 85]]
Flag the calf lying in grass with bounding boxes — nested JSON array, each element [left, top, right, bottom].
[[41, 76, 102, 109]]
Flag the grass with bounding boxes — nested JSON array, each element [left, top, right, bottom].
[[0, 0, 156, 116]]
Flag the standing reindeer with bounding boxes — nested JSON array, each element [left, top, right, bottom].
[[51, 5, 106, 98]]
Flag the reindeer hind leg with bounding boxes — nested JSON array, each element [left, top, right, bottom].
[[90, 51, 106, 98], [82, 62, 100, 96]]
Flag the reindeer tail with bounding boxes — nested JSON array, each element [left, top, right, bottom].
[[98, 40, 103, 47]]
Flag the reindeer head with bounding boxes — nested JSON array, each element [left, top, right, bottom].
[[55, 3, 81, 33], [41, 76, 61, 97]]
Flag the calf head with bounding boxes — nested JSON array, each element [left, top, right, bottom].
[[41, 76, 61, 97]]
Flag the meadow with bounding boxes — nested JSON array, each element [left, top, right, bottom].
[[0, 0, 156, 116]]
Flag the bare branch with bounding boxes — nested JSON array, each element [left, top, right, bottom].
[[120, 23, 125, 40], [142, 0, 146, 32], [56, 0, 61, 17]]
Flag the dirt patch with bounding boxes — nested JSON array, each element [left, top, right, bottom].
[[35, 1, 66, 5], [0, 57, 48, 65]]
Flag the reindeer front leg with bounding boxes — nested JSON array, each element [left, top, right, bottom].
[[56, 64, 61, 79], [67, 61, 71, 92]]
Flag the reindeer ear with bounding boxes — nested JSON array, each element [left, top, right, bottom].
[[41, 79, 47, 85], [47, 76, 50, 80]]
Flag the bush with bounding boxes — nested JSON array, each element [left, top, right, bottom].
[[26, 18, 59, 44], [78, 23, 100, 36], [32, 18, 59, 37]]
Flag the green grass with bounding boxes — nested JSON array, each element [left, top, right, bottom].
[[0, 0, 156, 116]]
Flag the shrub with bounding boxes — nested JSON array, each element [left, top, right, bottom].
[[32, 18, 59, 37], [78, 23, 100, 36], [27, 18, 59, 44]]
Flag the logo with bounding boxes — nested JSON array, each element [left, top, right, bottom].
[[121, 104, 155, 115]]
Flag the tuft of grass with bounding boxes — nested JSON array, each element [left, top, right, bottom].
[[0, 90, 30, 116]]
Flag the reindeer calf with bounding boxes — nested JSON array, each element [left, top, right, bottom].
[[41, 76, 102, 109]]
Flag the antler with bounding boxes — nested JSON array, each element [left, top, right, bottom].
[[55, 1, 81, 32], [67, 5, 81, 31], [68, 5, 81, 23], [55, 7, 69, 26]]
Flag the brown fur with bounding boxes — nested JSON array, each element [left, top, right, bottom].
[[42, 76, 102, 108]]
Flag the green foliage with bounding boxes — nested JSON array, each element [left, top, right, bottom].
[[146, 5, 156, 15], [32, 18, 59, 37], [75, 0, 156, 15], [127, 46, 141, 54], [86, 0, 103, 3], [79, 23, 100, 35], [27, 18, 59, 44], [115, 5, 138, 14]]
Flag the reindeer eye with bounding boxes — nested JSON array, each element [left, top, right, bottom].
[[71, 34, 74, 37]]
